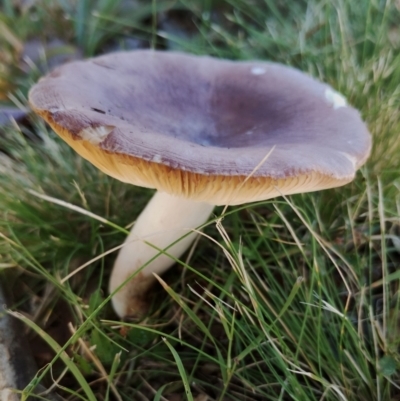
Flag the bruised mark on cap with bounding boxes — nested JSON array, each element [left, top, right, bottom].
[[79, 125, 114, 145]]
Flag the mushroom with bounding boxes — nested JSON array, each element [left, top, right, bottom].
[[29, 50, 371, 317]]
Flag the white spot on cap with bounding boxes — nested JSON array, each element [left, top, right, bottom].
[[152, 154, 162, 163], [251, 66, 266, 75], [325, 88, 347, 109], [79, 125, 113, 145]]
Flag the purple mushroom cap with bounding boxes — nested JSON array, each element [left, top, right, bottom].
[[29, 50, 371, 205]]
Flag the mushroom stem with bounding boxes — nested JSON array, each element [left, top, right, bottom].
[[110, 191, 215, 317]]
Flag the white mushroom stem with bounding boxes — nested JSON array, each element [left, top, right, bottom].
[[109, 191, 215, 317]]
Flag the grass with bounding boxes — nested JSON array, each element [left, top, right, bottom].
[[1, 0, 400, 400]]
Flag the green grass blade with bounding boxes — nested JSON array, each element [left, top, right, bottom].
[[162, 337, 194, 401], [8, 311, 97, 401]]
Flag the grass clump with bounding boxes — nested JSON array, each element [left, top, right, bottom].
[[1, 0, 400, 400]]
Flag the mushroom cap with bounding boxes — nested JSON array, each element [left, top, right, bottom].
[[29, 50, 371, 205]]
